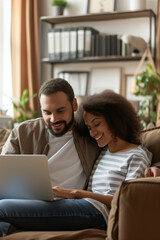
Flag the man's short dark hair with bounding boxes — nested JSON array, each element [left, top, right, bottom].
[[39, 78, 75, 104]]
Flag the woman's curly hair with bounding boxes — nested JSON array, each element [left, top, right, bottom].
[[75, 90, 142, 144]]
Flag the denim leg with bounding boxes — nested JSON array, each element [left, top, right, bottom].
[[0, 199, 107, 236]]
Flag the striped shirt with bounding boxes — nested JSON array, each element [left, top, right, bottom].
[[85, 145, 152, 223]]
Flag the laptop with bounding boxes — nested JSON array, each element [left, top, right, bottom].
[[0, 155, 54, 201]]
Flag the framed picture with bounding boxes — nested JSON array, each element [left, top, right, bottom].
[[88, 67, 121, 95], [87, 0, 116, 14], [58, 71, 89, 96]]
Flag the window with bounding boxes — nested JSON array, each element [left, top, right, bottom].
[[0, 0, 13, 116]]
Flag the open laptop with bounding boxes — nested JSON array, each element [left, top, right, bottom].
[[0, 155, 54, 201]]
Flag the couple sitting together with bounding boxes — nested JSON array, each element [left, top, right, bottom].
[[1, 78, 159, 237]]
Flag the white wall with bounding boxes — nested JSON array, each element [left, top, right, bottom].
[[39, 0, 158, 96]]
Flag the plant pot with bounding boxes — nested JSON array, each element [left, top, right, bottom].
[[52, 6, 64, 16]]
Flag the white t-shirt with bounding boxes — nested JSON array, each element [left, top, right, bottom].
[[47, 130, 86, 190]]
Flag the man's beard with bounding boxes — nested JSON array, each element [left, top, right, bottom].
[[47, 111, 74, 137]]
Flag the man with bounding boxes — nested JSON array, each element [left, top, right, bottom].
[[2, 78, 100, 189]]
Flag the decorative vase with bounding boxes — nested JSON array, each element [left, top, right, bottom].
[[116, 0, 146, 11], [52, 6, 64, 16], [130, 0, 146, 11]]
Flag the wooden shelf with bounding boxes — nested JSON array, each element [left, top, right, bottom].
[[39, 9, 156, 86], [40, 9, 156, 25], [41, 55, 147, 64]]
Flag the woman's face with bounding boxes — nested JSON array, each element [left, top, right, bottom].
[[84, 112, 114, 147]]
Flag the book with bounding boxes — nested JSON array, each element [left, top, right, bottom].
[[91, 35, 96, 56], [117, 35, 122, 56], [105, 35, 111, 56], [95, 34, 101, 56], [110, 34, 118, 56]]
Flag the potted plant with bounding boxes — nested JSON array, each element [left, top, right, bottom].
[[51, 0, 67, 16], [134, 63, 160, 128], [12, 89, 38, 124]]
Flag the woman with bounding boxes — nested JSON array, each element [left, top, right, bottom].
[[0, 90, 151, 236], [52, 90, 152, 228]]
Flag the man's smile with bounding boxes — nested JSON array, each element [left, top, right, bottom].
[[49, 121, 65, 129]]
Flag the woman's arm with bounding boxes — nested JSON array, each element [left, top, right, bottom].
[[52, 186, 113, 208]]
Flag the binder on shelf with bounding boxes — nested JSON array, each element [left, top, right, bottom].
[[70, 28, 77, 59], [47, 28, 55, 61], [85, 27, 99, 57], [77, 27, 85, 58], [61, 28, 70, 60], [54, 28, 61, 60], [47, 28, 61, 60], [77, 27, 99, 58]]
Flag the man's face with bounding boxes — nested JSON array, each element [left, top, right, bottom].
[[40, 91, 78, 137]]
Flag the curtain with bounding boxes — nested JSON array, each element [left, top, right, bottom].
[[11, 0, 39, 112], [156, 0, 160, 73]]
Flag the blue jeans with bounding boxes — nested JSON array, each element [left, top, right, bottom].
[[0, 199, 107, 237]]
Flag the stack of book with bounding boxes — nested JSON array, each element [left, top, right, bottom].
[[91, 34, 129, 57]]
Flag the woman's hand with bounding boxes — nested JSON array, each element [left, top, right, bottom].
[[52, 186, 113, 207], [52, 186, 79, 199], [145, 167, 160, 177]]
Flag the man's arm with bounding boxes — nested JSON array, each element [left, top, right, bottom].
[[1, 129, 20, 154]]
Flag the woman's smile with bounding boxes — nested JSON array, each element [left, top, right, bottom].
[[95, 134, 103, 141]]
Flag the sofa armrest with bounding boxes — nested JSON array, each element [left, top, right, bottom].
[[107, 177, 160, 240]]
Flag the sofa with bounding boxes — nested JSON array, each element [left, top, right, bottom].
[[1, 126, 160, 240]]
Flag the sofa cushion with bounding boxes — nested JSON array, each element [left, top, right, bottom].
[[0, 128, 10, 154], [107, 177, 160, 240], [1, 229, 107, 240], [141, 126, 160, 166]]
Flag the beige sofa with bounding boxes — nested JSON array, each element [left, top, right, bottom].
[[1, 127, 160, 240]]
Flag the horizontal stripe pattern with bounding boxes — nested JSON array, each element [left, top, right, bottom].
[[85, 145, 152, 223]]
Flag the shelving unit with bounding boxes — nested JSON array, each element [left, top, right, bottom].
[[39, 9, 156, 86]]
